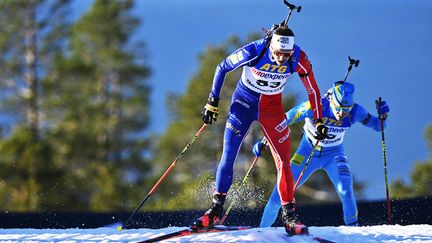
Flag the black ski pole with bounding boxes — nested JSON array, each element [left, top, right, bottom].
[[376, 97, 392, 224], [342, 56, 360, 83], [119, 124, 208, 230], [293, 140, 320, 192]]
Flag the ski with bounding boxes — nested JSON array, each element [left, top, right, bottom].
[[293, 234, 335, 243], [139, 225, 334, 243], [288, 232, 335, 243], [139, 225, 252, 243], [312, 236, 336, 243]]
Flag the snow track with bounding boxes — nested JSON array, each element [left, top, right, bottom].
[[0, 225, 431, 242]]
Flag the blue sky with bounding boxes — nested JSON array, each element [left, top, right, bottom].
[[76, 0, 432, 200], [137, 0, 432, 200]]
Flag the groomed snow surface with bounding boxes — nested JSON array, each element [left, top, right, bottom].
[[0, 224, 431, 242]]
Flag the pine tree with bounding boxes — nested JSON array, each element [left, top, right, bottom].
[[0, 0, 71, 139], [43, 0, 151, 210], [391, 124, 432, 198], [0, 0, 72, 211]]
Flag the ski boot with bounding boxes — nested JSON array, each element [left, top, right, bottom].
[[191, 194, 225, 231], [281, 202, 309, 236]]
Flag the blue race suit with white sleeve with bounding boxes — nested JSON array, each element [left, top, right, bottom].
[[259, 90, 388, 227]]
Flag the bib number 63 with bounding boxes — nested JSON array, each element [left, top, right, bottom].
[[256, 80, 281, 88]]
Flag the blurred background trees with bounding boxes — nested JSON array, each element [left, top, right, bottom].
[[0, 0, 152, 211], [0, 0, 73, 211], [391, 124, 432, 199], [2, 0, 428, 213]]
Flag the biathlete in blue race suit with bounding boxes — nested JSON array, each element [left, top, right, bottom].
[[194, 25, 329, 236], [253, 81, 390, 227]]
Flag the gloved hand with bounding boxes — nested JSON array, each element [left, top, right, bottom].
[[314, 118, 328, 141], [201, 96, 219, 124], [375, 97, 390, 121], [252, 137, 268, 157]]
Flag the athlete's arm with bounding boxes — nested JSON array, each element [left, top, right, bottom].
[[210, 41, 259, 99], [285, 101, 314, 125], [296, 50, 322, 120], [351, 103, 388, 131]]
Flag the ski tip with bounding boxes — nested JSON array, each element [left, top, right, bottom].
[[117, 225, 123, 231]]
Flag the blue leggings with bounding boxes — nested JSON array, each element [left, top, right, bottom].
[[215, 90, 295, 204], [260, 135, 358, 227]]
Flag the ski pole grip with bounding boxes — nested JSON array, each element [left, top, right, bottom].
[[376, 97, 387, 121]]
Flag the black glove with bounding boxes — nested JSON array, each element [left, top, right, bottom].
[[314, 118, 328, 141], [201, 97, 219, 124]]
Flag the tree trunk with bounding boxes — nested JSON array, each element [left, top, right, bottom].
[[25, 0, 39, 141]]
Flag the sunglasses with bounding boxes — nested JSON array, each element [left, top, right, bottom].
[[272, 50, 293, 58], [334, 106, 352, 113], [331, 99, 352, 113]]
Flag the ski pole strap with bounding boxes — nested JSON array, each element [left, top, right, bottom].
[[288, 58, 294, 74], [204, 103, 219, 113]]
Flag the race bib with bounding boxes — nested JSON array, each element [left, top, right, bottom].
[[304, 118, 348, 147], [241, 66, 291, 95]]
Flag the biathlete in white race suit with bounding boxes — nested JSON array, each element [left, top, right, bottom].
[[194, 25, 329, 236], [253, 81, 390, 227]]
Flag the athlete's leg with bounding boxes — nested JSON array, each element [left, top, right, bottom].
[[260, 135, 319, 227], [260, 115, 293, 205], [325, 152, 358, 225], [215, 101, 255, 194], [260, 186, 280, 227], [192, 100, 255, 230]]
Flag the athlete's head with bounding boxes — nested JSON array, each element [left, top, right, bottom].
[[329, 81, 355, 120], [270, 26, 295, 65]]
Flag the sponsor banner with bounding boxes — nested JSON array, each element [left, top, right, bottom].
[[241, 66, 292, 95]]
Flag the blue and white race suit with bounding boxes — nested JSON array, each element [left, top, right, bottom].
[[260, 94, 388, 226]]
